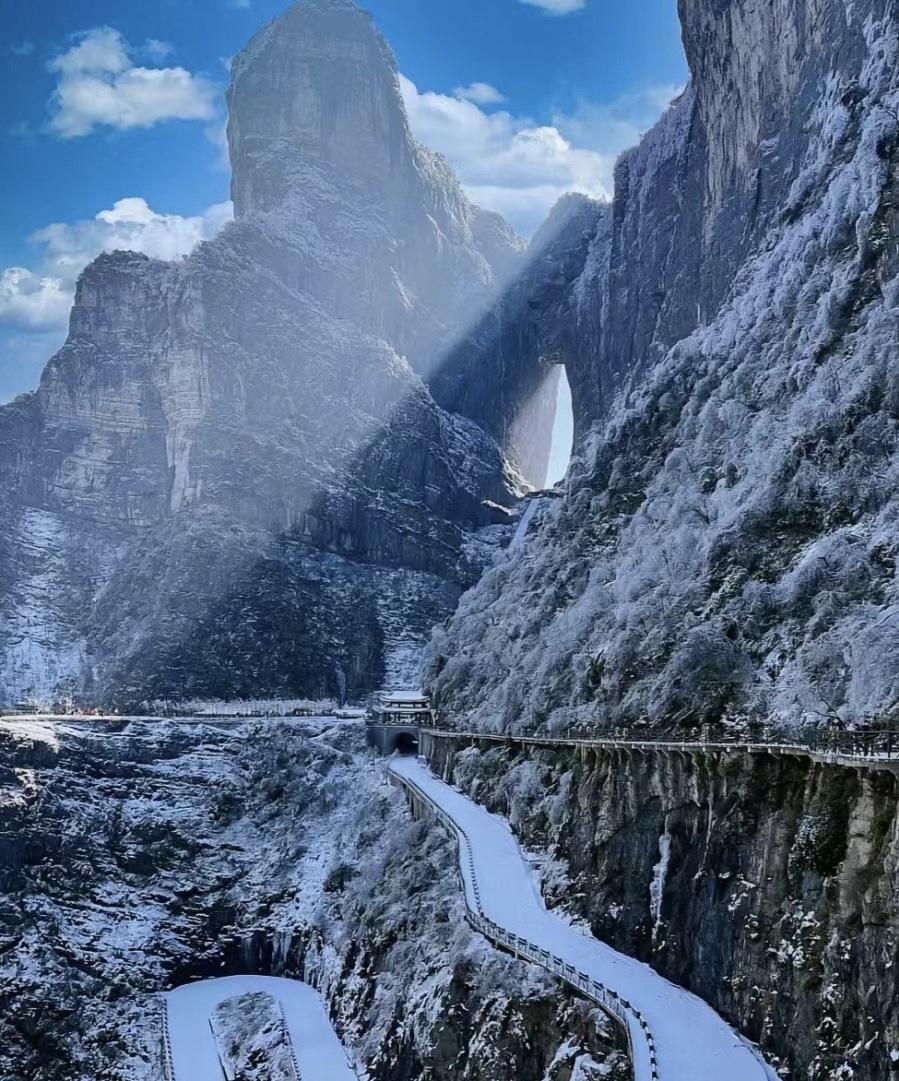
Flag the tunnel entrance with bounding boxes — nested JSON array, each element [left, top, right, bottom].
[[546, 365, 573, 486], [365, 722, 420, 755], [393, 731, 419, 756]]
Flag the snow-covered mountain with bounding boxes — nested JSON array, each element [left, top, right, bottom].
[[0, 0, 557, 710], [9, 0, 899, 1078], [427, 0, 899, 737]]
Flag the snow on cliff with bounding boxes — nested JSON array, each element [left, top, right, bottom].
[[427, 4, 899, 736]]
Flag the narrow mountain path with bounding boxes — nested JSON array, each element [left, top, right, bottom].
[[164, 976, 357, 1081], [390, 756, 772, 1081]]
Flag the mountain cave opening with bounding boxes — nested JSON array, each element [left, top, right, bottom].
[[546, 365, 574, 487]]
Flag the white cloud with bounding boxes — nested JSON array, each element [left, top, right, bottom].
[[10, 42, 35, 57], [48, 27, 218, 138], [49, 27, 129, 78], [0, 198, 233, 339], [144, 39, 174, 63], [454, 82, 507, 106], [400, 74, 682, 235], [518, 0, 587, 14], [37, 197, 234, 270], [401, 75, 611, 235], [0, 270, 73, 331], [553, 84, 686, 154]]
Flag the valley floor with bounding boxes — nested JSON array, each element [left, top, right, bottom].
[[2, 715, 625, 1081]]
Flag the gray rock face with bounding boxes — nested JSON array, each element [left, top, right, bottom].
[[427, 735, 899, 1081], [434, 193, 608, 469], [0, 0, 554, 709], [428, 0, 899, 736]]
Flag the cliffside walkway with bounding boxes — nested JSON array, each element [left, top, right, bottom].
[[419, 726, 899, 772], [389, 756, 772, 1081], [162, 976, 357, 1081]]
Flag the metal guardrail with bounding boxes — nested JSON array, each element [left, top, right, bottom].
[[557, 725, 899, 760], [399, 772, 482, 913], [392, 768, 659, 1081], [420, 726, 899, 766], [774, 726, 899, 758], [159, 995, 175, 1081], [280, 1002, 304, 1081]]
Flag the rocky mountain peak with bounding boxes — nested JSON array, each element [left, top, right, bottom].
[[0, 0, 550, 709], [227, 0, 413, 219]]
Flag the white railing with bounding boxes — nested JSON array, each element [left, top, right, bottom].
[[159, 996, 175, 1081], [368, 720, 427, 728], [280, 1002, 304, 1081], [391, 768, 660, 1081]]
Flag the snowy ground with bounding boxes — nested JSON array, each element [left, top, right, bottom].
[[0, 715, 629, 1081], [166, 976, 358, 1081], [390, 757, 772, 1081]]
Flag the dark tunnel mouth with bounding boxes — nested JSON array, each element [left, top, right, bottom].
[[393, 731, 419, 756]]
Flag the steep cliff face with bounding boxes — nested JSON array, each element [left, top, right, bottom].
[[428, 0, 899, 735], [426, 735, 899, 1081], [0, 718, 628, 1081], [0, 0, 557, 709]]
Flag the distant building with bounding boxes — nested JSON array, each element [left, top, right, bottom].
[[366, 690, 431, 755], [369, 690, 432, 726]]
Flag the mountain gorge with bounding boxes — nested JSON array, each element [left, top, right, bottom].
[[6, 0, 899, 1077], [0, 0, 563, 710]]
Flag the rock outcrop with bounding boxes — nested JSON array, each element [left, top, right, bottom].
[[428, 0, 899, 736], [434, 193, 608, 471], [0, 0, 563, 709]]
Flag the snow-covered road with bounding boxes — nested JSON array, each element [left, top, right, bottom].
[[390, 756, 771, 1081], [165, 976, 357, 1081]]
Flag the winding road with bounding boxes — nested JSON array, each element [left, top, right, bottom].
[[164, 976, 357, 1081], [390, 755, 774, 1081]]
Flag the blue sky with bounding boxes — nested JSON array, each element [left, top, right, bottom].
[[0, 0, 687, 409]]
